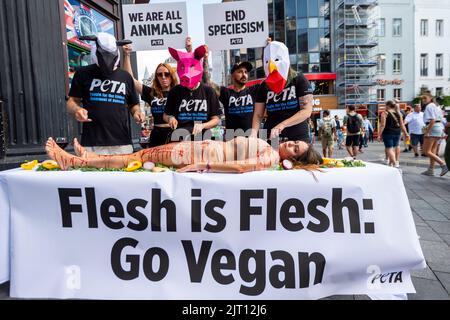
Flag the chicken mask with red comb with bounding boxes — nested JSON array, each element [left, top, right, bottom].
[[263, 41, 290, 94]]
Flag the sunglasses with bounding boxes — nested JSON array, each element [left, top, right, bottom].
[[157, 72, 170, 78]]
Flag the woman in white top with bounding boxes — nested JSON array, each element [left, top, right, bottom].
[[421, 91, 448, 176]]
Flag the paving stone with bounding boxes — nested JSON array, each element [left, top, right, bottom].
[[412, 212, 427, 226], [409, 199, 433, 209], [419, 240, 450, 273], [441, 234, 450, 246], [435, 272, 450, 295], [414, 209, 448, 222], [411, 266, 438, 280], [0, 282, 9, 299], [408, 277, 449, 300], [424, 197, 450, 207], [416, 225, 443, 242], [428, 221, 450, 235]]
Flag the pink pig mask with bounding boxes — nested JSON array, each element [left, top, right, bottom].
[[169, 46, 206, 90]]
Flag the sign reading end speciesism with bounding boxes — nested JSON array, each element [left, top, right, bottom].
[[122, 2, 188, 51], [203, 0, 268, 51]]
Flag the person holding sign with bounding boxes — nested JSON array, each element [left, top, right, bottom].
[[163, 45, 222, 140], [251, 41, 314, 142], [218, 61, 260, 133], [122, 44, 178, 147], [45, 136, 322, 173], [67, 33, 145, 155]]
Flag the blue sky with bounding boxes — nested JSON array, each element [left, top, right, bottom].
[[136, 0, 221, 79]]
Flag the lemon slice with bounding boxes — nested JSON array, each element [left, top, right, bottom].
[[20, 160, 39, 170], [126, 160, 142, 172], [42, 160, 60, 170]]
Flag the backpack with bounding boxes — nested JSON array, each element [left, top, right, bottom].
[[347, 114, 361, 134], [322, 117, 333, 138]]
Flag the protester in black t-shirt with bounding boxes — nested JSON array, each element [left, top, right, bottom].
[[219, 62, 259, 133], [163, 83, 222, 139], [123, 44, 178, 147], [163, 45, 221, 140], [205, 60, 259, 134], [67, 33, 144, 154], [252, 41, 314, 142]]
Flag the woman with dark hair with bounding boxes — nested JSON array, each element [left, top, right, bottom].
[[123, 45, 179, 147], [45, 137, 322, 173], [377, 100, 409, 168]]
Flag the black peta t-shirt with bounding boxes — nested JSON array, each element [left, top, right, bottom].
[[220, 84, 259, 131], [164, 83, 222, 132], [141, 84, 168, 125], [256, 74, 312, 141], [69, 64, 139, 146]]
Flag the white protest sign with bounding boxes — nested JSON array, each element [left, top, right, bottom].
[[0, 166, 425, 299], [203, 0, 268, 50], [122, 2, 188, 51]]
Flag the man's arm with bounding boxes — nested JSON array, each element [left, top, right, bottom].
[[122, 44, 143, 95], [67, 97, 91, 122], [269, 94, 314, 138], [251, 102, 266, 137], [129, 104, 145, 124]]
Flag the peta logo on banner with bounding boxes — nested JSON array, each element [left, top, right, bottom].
[[151, 39, 164, 46], [230, 38, 243, 45]]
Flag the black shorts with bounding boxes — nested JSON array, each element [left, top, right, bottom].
[[410, 133, 424, 146], [346, 134, 360, 147]]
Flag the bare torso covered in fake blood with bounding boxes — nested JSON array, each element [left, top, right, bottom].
[[49, 137, 280, 170]]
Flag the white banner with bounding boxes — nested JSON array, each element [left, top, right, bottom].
[[0, 165, 425, 299], [203, 0, 268, 50], [0, 176, 9, 284], [122, 2, 188, 51]]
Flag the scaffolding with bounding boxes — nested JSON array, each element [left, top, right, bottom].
[[335, 0, 379, 119]]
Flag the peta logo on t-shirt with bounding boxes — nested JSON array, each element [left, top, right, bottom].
[[151, 97, 167, 114], [89, 79, 127, 105], [179, 99, 207, 112], [266, 85, 296, 103], [229, 95, 253, 107]]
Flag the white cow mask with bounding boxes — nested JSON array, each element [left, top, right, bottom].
[[263, 41, 290, 94]]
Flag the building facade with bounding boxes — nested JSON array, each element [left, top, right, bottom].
[[375, 0, 450, 104], [375, 0, 414, 104], [414, 0, 450, 98], [0, 0, 140, 161], [224, 0, 338, 112]]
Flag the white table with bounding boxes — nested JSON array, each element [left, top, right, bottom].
[[0, 164, 426, 299]]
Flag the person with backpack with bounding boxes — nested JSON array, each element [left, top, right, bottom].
[[377, 100, 409, 168], [318, 110, 336, 157], [343, 105, 364, 159]]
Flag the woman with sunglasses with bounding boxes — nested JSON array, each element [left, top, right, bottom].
[[123, 44, 178, 147]]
